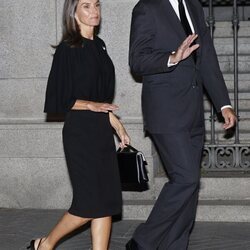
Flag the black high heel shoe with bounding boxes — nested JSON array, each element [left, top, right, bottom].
[[27, 238, 42, 250]]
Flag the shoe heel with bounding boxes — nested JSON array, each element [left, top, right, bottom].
[[27, 240, 35, 250]]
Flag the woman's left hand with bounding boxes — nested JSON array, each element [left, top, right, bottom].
[[116, 126, 130, 149]]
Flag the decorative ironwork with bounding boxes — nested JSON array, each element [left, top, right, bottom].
[[232, 0, 240, 144], [207, 0, 216, 145], [202, 144, 250, 170], [200, 0, 250, 6], [201, 0, 250, 171]]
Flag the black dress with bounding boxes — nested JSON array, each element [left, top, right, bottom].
[[44, 37, 122, 218]]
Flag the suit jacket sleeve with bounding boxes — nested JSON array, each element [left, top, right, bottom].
[[44, 42, 76, 114], [129, 1, 176, 76], [198, 3, 231, 112]]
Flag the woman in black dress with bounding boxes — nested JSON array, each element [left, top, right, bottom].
[[28, 0, 130, 249]]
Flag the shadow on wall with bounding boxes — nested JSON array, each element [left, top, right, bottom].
[[45, 114, 65, 122]]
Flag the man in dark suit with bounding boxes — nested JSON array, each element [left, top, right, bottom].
[[127, 0, 236, 249]]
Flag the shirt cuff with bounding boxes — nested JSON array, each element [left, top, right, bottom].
[[221, 105, 232, 111], [167, 51, 178, 67]]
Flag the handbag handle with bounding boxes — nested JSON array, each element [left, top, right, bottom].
[[117, 144, 138, 153]]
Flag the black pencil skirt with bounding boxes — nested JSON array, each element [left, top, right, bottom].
[[62, 110, 122, 218]]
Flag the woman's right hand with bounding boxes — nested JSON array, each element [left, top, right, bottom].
[[87, 101, 119, 113]]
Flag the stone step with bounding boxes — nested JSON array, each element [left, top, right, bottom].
[[218, 54, 250, 73], [0, 122, 151, 158], [0, 122, 249, 160], [213, 21, 250, 38], [0, 73, 249, 121], [0, 155, 153, 209], [204, 111, 249, 119], [224, 73, 250, 92], [204, 7, 250, 22], [0, 79, 249, 121], [204, 116, 249, 129], [154, 177, 250, 200], [204, 131, 250, 142], [203, 94, 250, 111], [204, 115, 250, 123], [0, 120, 249, 161], [203, 120, 250, 138], [123, 199, 250, 222], [215, 37, 250, 55]]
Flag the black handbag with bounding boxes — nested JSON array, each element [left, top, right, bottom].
[[117, 144, 149, 191]]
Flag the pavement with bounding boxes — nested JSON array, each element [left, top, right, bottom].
[[1, 209, 250, 250]]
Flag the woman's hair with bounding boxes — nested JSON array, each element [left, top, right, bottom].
[[61, 0, 82, 47], [54, 0, 82, 48]]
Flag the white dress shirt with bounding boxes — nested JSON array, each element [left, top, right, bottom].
[[167, 0, 232, 111], [169, 0, 195, 33], [167, 0, 194, 67]]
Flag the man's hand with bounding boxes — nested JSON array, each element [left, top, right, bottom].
[[221, 108, 237, 130], [169, 34, 199, 64]]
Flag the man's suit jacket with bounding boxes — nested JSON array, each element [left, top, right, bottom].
[[129, 0, 231, 133]]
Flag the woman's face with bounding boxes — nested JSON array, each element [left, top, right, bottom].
[[75, 0, 101, 28]]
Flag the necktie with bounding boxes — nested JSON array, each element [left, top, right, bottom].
[[178, 0, 193, 36], [178, 0, 196, 62]]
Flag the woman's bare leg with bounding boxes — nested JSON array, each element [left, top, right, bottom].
[[91, 217, 112, 250], [35, 212, 91, 250]]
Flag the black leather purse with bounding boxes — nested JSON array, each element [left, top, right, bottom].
[[117, 144, 149, 191]]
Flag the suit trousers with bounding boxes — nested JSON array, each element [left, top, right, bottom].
[[133, 127, 204, 250]]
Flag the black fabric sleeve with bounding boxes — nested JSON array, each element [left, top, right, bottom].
[[197, 2, 231, 112], [44, 42, 76, 113], [129, 1, 176, 76]]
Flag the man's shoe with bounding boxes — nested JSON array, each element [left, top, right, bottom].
[[126, 238, 139, 250]]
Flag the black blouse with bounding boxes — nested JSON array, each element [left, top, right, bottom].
[[44, 36, 115, 113]]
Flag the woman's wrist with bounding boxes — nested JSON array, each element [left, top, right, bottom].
[[109, 112, 123, 131], [85, 101, 92, 110], [116, 124, 125, 133], [72, 100, 90, 110]]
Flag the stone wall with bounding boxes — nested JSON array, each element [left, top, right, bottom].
[[0, 0, 153, 209], [0, 0, 142, 121], [1, 0, 250, 210]]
